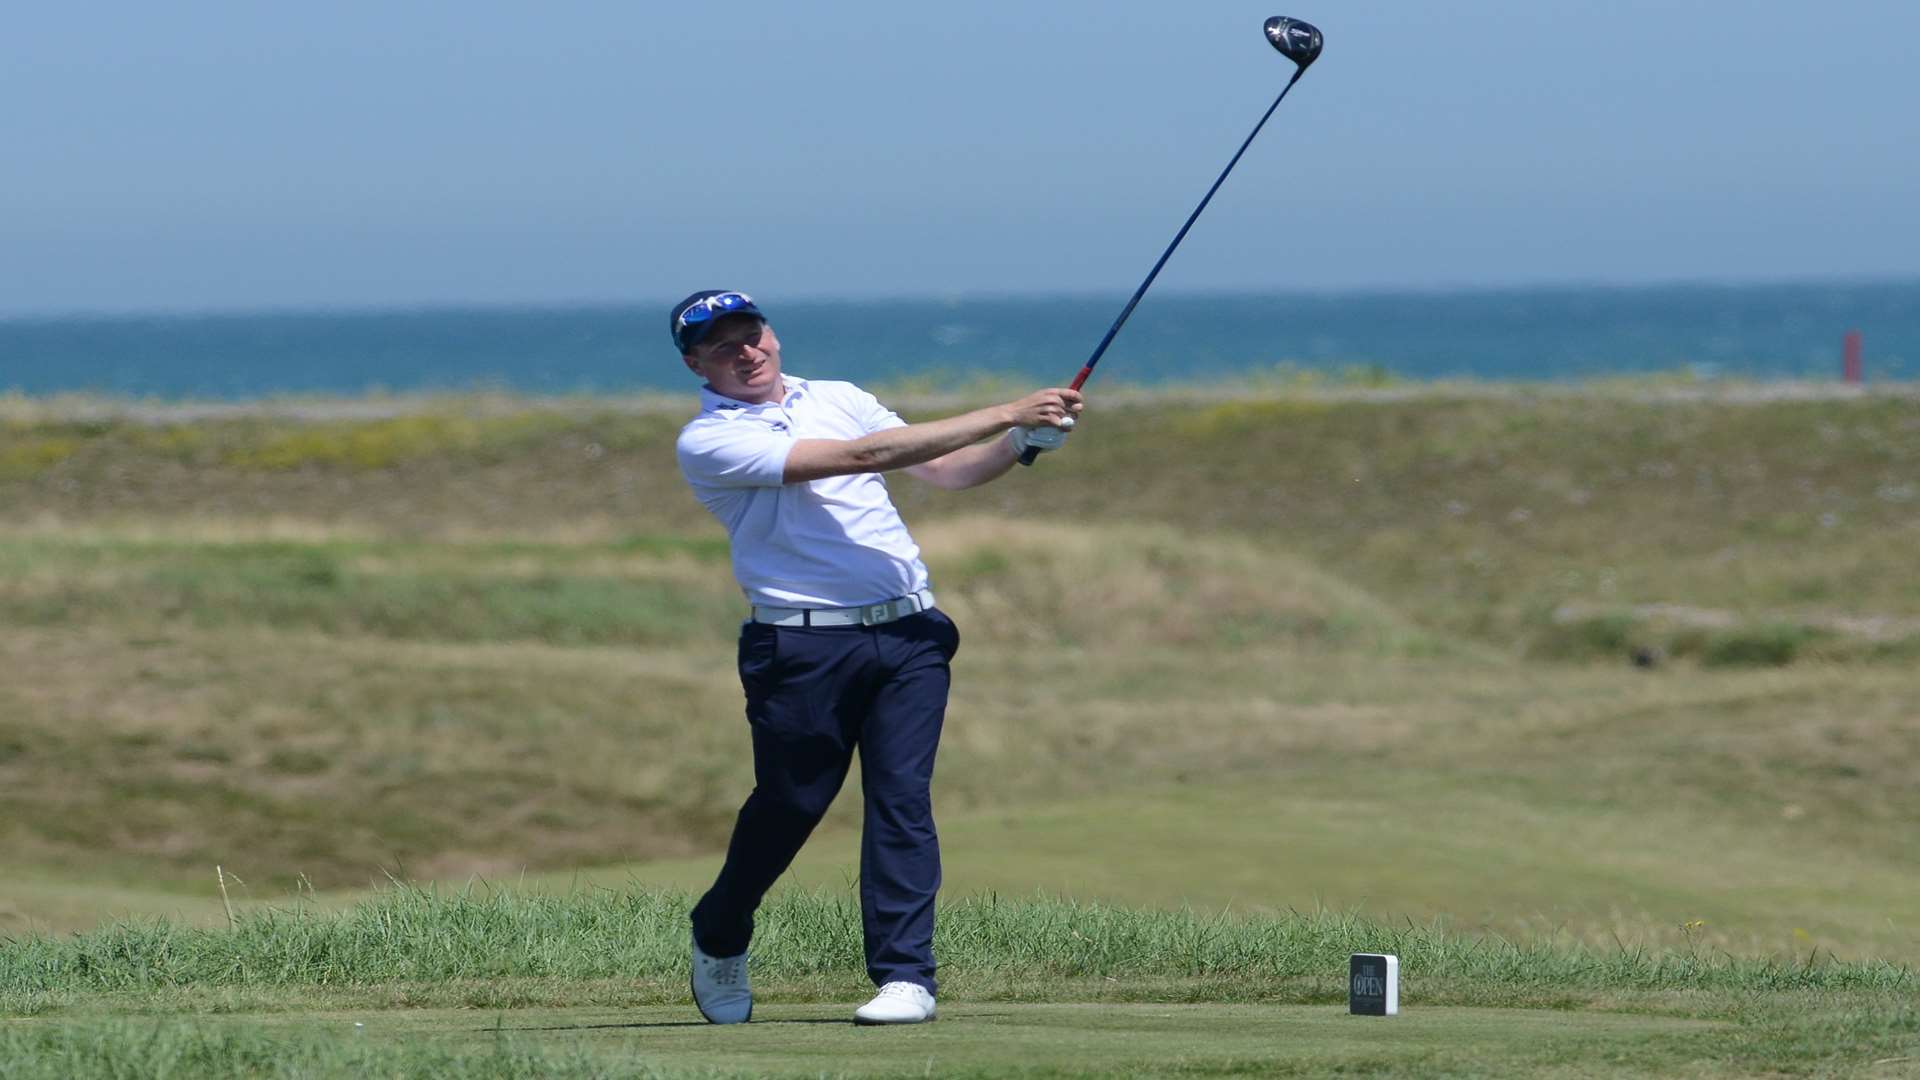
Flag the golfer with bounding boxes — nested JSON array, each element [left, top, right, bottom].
[[671, 290, 1082, 1025]]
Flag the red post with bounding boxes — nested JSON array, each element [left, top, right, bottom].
[[1843, 330, 1863, 383]]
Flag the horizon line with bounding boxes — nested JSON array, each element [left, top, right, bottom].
[[4, 272, 1918, 324]]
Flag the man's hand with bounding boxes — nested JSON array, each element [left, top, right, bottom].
[[1009, 416, 1073, 457], [1004, 388, 1084, 431], [1005, 387, 1083, 465]]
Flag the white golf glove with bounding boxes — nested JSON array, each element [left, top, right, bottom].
[[1010, 416, 1074, 457]]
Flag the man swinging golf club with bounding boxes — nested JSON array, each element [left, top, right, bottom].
[[672, 289, 1082, 1025]]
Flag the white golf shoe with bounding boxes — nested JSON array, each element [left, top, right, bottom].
[[854, 981, 937, 1025], [691, 936, 751, 1024]]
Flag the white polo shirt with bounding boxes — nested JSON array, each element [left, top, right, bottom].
[[676, 374, 933, 608]]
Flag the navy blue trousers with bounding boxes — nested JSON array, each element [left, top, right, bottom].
[[691, 609, 959, 994]]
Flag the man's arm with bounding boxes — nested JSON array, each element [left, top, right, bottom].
[[904, 431, 1021, 491], [782, 388, 1081, 485]]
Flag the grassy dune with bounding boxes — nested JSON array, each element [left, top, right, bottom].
[[3, 387, 1918, 1074]]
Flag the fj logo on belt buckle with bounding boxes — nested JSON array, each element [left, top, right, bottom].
[[861, 602, 892, 626]]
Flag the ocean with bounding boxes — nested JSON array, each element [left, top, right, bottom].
[[2, 280, 1915, 400]]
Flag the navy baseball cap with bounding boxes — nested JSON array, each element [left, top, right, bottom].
[[670, 290, 765, 353]]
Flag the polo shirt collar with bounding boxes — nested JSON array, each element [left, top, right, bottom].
[[699, 375, 808, 414]]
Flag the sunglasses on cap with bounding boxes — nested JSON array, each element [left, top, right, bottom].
[[676, 292, 756, 333]]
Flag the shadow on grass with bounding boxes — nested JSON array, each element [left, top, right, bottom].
[[493, 1018, 852, 1032]]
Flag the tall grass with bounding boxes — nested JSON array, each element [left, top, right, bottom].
[[5, 886, 1910, 1006]]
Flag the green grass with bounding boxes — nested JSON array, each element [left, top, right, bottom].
[[10, 392, 1920, 633], [0, 1007, 1772, 1079], [0, 535, 741, 645], [10, 886, 1910, 998], [0, 435, 83, 479], [0, 1018, 617, 1080], [2, 888, 1914, 1077], [217, 413, 576, 471], [4, 389, 1919, 1074], [8, 623, 1914, 934], [596, 774, 1920, 962]]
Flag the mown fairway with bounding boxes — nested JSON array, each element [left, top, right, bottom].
[[2, 385, 1917, 1075]]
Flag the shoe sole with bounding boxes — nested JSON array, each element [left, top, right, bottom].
[[853, 1013, 936, 1026]]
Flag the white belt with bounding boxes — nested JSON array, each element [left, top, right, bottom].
[[752, 588, 936, 627]]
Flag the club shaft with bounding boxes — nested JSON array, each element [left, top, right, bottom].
[[1075, 68, 1304, 389], [1020, 70, 1306, 464]]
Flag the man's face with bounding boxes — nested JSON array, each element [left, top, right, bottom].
[[683, 315, 782, 403]]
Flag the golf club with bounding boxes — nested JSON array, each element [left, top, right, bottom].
[[1019, 15, 1324, 466]]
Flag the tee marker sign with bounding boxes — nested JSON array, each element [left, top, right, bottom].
[[1349, 953, 1399, 1016]]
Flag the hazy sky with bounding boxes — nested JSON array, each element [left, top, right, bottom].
[[5, 1, 1918, 315]]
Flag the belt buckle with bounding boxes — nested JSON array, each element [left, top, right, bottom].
[[860, 602, 893, 626]]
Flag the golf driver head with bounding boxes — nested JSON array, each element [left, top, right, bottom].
[[1264, 16, 1323, 71]]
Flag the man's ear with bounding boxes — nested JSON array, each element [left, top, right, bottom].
[[681, 353, 703, 376]]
